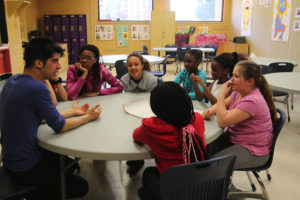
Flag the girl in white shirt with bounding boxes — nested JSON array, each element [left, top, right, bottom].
[[190, 52, 248, 105]]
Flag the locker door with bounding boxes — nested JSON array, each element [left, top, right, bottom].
[[53, 15, 62, 43], [70, 15, 79, 63], [44, 15, 54, 39], [78, 15, 87, 49], [61, 15, 72, 64]]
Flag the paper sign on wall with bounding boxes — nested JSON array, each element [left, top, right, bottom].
[[271, 0, 292, 42], [117, 25, 128, 47], [95, 25, 113, 40], [241, 0, 253, 36], [131, 25, 150, 40]]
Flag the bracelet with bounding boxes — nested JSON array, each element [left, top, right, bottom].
[[50, 77, 62, 85]]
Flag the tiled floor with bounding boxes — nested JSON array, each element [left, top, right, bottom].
[[71, 62, 300, 200]]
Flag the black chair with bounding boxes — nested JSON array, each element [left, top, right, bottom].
[[175, 47, 186, 74], [165, 44, 177, 59], [0, 167, 37, 200], [160, 154, 236, 200], [230, 108, 286, 200], [142, 45, 149, 55], [202, 45, 217, 73], [152, 55, 169, 80], [135, 45, 149, 55], [115, 59, 128, 80], [269, 62, 294, 122]]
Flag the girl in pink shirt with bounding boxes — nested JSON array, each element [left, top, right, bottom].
[[66, 45, 123, 100], [203, 60, 278, 169]]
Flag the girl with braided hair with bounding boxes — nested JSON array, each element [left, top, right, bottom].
[[133, 81, 206, 200], [190, 52, 248, 105], [203, 60, 278, 170]]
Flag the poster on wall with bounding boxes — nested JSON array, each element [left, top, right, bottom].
[[240, 0, 253, 36], [295, 8, 300, 18], [259, 0, 265, 6], [117, 25, 128, 47], [131, 25, 150, 40], [271, 0, 292, 42], [293, 21, 300, 31], [265, 0, 271, 7], [95, 25, 113, 40]]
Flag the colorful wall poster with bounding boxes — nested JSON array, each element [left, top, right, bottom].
[[193, 33, 227, 48], [95, 25, 113, 40], [241, 0, 253, 36], [131, 25, 150, 40], [271, 0, 292, 42], [117, 25, 128, 47]]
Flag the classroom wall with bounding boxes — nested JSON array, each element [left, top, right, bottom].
[[230, 0, 300, 71], [36, 0, 232, 55], [6, 0, 233, 73]]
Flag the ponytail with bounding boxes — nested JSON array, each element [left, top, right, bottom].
[[181, 124, 207, 164], [236, 61, 278, 128]]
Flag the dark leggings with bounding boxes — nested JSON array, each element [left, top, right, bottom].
[[140, 166, 161, 200], [5, 150, 88, 200]]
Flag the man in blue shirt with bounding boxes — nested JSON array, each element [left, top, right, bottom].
[[0, 37, 102, 199]]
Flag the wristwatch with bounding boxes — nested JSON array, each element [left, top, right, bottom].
[[50, 77, 62, 85]]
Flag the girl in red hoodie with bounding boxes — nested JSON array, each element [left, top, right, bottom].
[[133, 81, 207, 200]]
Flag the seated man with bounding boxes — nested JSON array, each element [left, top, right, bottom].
[[0, 37, 102, 200]]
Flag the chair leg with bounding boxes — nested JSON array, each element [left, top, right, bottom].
[[253, 171, 271, 200], [266, 169, 271, 181], [246, 171, 256, 191], [291, 93, 294, 110], [285, 95, 290, 122]]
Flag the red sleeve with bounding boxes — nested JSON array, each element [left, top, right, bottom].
[[133, 124, 148, 145], [193, 112, 206, 148]]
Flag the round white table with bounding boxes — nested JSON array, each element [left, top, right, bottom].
[[37, 92, 222, 161], [264, 72, 300, 94], [37, 92, 222, 200], [101, 54, 164, 66]]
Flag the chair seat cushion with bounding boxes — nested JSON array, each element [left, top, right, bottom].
[[272, 90, 288, 96]]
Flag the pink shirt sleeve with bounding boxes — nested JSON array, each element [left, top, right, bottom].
[[66, 65, 86, 100], [99, 65, 123, 95]]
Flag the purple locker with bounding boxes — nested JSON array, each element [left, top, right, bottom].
[[44, 15, 54, 39], [53, 15, 62, 42], [61, 15, 72, 64], [71, 38, 79, 64], [78, 15, 87, 49], [70, 15, 79, 63]]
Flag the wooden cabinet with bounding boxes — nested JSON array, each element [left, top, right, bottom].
[[217, 41, 249, 55]]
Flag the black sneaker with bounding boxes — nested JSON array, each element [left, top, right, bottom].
[[126, 160, 145, 177]]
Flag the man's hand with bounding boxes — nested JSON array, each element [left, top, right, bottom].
[[72, 100, 90, 116], [87, 104, 102, 121]]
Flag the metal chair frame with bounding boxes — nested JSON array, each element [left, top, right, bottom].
[[229, 108, 286, 200]]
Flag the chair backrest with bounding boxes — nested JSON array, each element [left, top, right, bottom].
[[165, 44, 177, 57], [115, 59, 128, 80], [0, 167, 37, 199], [142, 45, 149, 55], [269, 62, 294, 72], [177, 47, 186, 62], [160, 154, 236, 200], [263, 108, 286, 169], [260, 65, 273, 75]]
